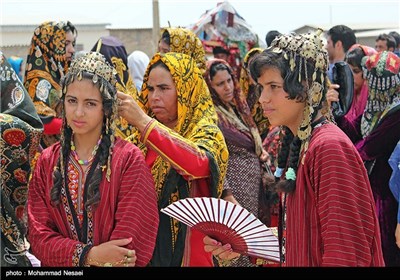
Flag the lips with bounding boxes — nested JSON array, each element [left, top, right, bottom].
[[72, 120, 85, 128], [151, 107, 164, 113]]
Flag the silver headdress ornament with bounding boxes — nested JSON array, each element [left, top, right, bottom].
[[61, 51, 118, 181], [269, 29, 329, 157], [65, 52, 117, 94]]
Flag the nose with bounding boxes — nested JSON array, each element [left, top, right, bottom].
[[66, 43, 75, 56], [259, 87, 271, 104], [75, 103, 85, 117]]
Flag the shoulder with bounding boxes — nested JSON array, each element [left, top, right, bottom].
[[39, 143, 61, 161], [112, 137, 145, 162], [307, 123, 360, 160], [310, 122, 354, 149]]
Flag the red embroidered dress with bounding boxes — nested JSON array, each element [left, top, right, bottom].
[[27, 138, 159, 267]]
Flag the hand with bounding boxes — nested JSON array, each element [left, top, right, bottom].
[[116, 91, 152, 131], [222, 194, 239, 205], [86, 238, 136, 267], [203, 235, 240, 261], [326, 84, 340, 108], [395, 223, 400, 249], [259, 148, 271, 165]]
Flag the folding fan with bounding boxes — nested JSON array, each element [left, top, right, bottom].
[[161, 197, 280, 262]]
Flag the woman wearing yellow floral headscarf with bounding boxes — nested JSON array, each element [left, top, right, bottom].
[[24, 21, 77, 149], [117, 52, 228, 266], [158, 27, 206, 74]]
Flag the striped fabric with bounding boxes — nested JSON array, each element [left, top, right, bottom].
[[27, 138, 159, 267], [285, 123, 385, 267]]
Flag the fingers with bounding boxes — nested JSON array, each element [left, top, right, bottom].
[[106, 237, 132, 246]]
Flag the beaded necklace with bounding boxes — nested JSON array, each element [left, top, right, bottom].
[[70, 135, 102, 166]]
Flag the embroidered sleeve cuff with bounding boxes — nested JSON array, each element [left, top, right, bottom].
[[76, 244, 93, 267]]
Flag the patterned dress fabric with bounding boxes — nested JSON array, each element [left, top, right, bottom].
[[127, 52, 228, 266], [1, 52, 43, 267]]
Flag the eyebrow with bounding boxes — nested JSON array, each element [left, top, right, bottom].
[[65, 94, 101, 103]]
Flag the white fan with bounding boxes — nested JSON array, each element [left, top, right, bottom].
[[161, 197, 280, 262]]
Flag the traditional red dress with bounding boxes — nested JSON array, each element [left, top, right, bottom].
[[27, 138, 159, 267], [285, 123, 385, 266]]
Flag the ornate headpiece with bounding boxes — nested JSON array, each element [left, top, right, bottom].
[[362, 50, 400, 94], [61, 51, 118, 181], [67, 51, 117, 89], [361, 51, 400, 137], [269, 30, 329, 144]]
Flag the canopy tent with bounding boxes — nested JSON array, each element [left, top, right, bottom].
[[188, 1, 264, 60]]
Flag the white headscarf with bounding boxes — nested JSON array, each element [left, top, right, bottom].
[[127, 50, 150, 91]]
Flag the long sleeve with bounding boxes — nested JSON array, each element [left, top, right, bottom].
[[101, 140, 159, 267], [27, 148, 89, 267], [286, 124, 384, 266], [141, 119, 210, 180]]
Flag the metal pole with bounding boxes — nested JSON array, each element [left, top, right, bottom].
[[153, 0, 160, 53]]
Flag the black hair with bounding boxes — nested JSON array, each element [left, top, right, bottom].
[[50, 71, 115, 209], [249, 49, 326, 193], [345, 47, 365, 70], [265, 30, 281, 47], [161, 30, 171, 46], [327, 25, 356, 52], [376, 33, 396, 50]]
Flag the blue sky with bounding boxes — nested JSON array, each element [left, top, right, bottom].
[[2, 0, 399, 39]]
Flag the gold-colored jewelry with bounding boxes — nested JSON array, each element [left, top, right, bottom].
[[125, 257, 132, 262], [86, 257, 125, 267], [127, 250, 133, 257], [214, 254, 240, 267]]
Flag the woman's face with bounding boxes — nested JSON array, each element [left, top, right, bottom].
[[64, 79, 104, 137], [147, 65, 178, 129], [210, 69, 234, 104], [158, 39, 170, 54], [349, 64, 364, 93], [257, 67, 305, 134], [65, 30, 76, 63]]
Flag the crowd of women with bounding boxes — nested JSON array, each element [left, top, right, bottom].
[[1, 20, 399, 268]]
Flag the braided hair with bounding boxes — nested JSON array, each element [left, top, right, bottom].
[[50, 52, 118, 208]]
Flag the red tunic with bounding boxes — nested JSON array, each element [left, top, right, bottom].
[[285, 123, 385, 266], [27, 138, 159, 267], [143, 120, 216, 266]]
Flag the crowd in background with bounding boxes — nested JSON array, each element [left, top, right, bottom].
[[1, 20, 400, 268]]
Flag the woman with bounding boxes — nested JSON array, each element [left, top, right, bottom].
[[117, 52, 228, 266], [204, 59, 270, 266], [327, 44, 377, 135], [158, 27, 206, 73], [333, 51, 400, 266], [204, 31, 384, 267], [239, 47, 269, 138], [27, 52, 159, 267], [91, 36, 138, 139], [24, 21, 77, 149], [1, 52, 43, 267]]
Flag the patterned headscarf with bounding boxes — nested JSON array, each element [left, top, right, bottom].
[[91, 36, 139, 139], [160, 27, 206, 73], [239, 47, 269, 135], [24, 21, 76, 120], [128, 52, 228, 198], [1, 52, 43, 264], [204, 58, 264, 157], [361, 51, 400, 137]]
